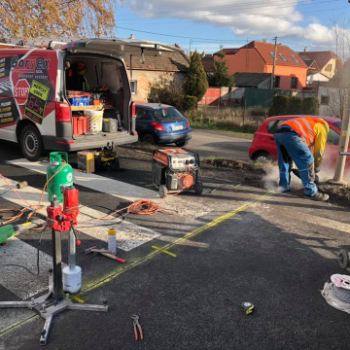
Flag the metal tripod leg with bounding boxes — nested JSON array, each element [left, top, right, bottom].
[[0, 227, 108, 345], [40, 316, 53, 345]]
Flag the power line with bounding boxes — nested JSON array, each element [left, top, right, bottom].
[[119, 0, 319, 13], [116, 5, 350, 25], [116, 26, 249, 41], [118, 0, 338, 17]]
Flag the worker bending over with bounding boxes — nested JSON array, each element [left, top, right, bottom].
[[274, 117, 329, 201]]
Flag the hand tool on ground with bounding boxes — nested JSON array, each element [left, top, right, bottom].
[[0, 186, 108, 346], [242, 301, 254, 315], [84, 246, 127, 264], [131, 314, 144, 341]]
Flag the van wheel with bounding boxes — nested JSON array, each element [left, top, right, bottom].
[[20, 125, 43, 161]]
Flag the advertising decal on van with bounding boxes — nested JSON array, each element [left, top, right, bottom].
[[0, 49, 57, 128]]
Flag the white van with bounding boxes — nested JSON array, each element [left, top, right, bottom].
[[0, 38, 175, 160]]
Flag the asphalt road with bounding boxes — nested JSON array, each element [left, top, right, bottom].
[[2, 136, 350, 349], [182, 129, 252, 161]]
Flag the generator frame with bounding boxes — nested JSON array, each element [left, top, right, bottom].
[[152, 148, 203, 198]]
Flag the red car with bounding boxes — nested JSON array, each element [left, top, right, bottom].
[[249, 115, 347, 170]]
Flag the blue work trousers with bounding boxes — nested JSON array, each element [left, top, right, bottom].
[[274, 132, 317, 197]]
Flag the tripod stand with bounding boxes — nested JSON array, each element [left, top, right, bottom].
[[0, 192, 108, 345]]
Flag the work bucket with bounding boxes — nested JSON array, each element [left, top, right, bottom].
[[85, 110, 103, 133]]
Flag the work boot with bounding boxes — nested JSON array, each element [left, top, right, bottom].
[[306, 192, 329, 201]]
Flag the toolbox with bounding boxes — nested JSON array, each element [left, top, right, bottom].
[[102, 118, 118, 133], [77, 151, 95, 173], [73, 116, 89, 135]]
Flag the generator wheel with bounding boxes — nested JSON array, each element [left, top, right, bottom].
[[194, 181, 203, 195], [338, 249, 350, 269], [159, 185, 168, 198]]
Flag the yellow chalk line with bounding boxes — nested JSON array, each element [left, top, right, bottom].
[[0, 314, 40, 338], [0, 190, 273, 339], [71, 295, 85, 304], [79, 190, 274, 295], [152, 245, 177, 257]]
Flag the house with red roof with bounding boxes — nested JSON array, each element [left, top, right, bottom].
[[217, 41, 308, 90], [298, 50, 343, 79]]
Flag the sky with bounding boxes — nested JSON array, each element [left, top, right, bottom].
[[114, 0, 350, 56]]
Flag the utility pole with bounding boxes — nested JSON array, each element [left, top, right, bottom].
[[329, 96, 350, 186], [270, 36, 278, 90], [189, 39, 192, 56], [327, 0, 350, 186]]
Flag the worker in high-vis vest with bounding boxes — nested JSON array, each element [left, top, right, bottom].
[[274, 117, 330, 201]]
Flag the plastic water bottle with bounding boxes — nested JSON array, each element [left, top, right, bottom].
[[108, 228, 117, 254]]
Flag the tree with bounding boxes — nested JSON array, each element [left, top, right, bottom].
[[269, 95, 289, 116], [209, 51, 234, 88], [183, 52, 208, 102], [287, 96, 302, 114], [148, 75, 185, 111], [0, 0, 117, 38], [301, 97, 319, 115]]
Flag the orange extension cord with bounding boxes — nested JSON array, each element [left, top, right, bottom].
[[0, 164, 196, 225], [0, 160, 66, 225]]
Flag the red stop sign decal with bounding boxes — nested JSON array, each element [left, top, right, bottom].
[[14, 79, 30, 105]]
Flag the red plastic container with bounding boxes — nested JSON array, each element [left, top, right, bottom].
[[73, 116, 89, 135]]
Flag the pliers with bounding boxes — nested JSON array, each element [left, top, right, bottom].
[[131, 314, 143, 341]]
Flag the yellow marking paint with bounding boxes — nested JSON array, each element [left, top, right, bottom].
[[22, 222, 32, 227], [79, 191, 273, 295], [0, 190, 273, 338], [0, 315, 39, 338], [71, 295, 85, 304], [152, 245, 177, 257]]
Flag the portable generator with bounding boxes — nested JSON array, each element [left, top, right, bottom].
[[152, 149, 203, 198]]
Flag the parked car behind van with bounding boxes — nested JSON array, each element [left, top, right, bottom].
[[135, 103, 192, 147], [0, 38, 178, 160]]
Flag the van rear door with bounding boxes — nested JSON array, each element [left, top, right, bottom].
[[62, 38, 176, 59], [63, 38, 178, 136]]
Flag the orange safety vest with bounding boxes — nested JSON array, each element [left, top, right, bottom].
[[279, 117, 328, 146]]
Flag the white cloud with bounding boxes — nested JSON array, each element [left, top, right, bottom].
[[124, 0, 338, 49]]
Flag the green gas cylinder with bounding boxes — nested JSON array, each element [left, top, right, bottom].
[[47, 152, 73, 203]]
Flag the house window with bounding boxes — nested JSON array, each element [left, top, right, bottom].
[[274, 76, 280, 88], [279, 53, 288, 62], [321, 95, 330, 105], [130, 80, 137, 94], [291, 77, 298, 89], [270, 52, 278, 60], [291, 55, 299, 63], [325, 64, 333, 72]]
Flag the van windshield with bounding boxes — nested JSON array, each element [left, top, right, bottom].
[[152, 107, 185, 122]]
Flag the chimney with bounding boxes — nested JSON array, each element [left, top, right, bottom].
[[129, 34, 135, 39], [304, 47, 307, 52], [262, 38, 267, 43]]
